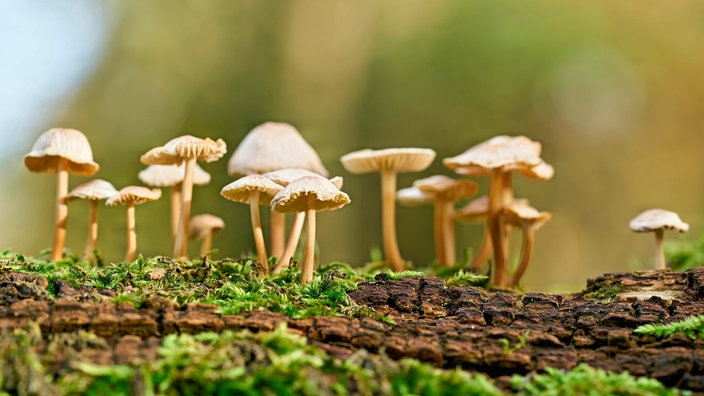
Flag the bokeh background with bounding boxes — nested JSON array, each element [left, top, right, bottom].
[[2, 0, 703, 291]]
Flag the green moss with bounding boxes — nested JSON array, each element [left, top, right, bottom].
[[583, 284, 622, 301]]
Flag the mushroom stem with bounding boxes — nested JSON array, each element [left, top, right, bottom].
[[50, 157, 69, 262], [301, 208, 316, 285], [200, 232, 212, 256], [125, 202, 136, 262], [488, 168, 508, 287], [471, 227, 493, 270], [500, 172, 513, 263], [249, 191, 269, 275], [170, 184, 181, 245], [381, 169, 406, 271], [655, 229, 666, 270], [273, 211, 305, 275], [439, 200, 456, 267], [510, 226, 535, 288], [270, 211, 285, 258], [84, 200, 99, 260], [174, 158, 196, 259], [433, 200, 445, 265]]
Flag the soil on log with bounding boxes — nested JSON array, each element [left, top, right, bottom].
[[2, 268, 704, 392]]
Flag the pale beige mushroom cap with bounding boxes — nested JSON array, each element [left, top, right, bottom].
[[630, 209, 689, 233], [340, 148, 436, 174], [456, 160, 555, 181], [106, 186, 162, 206], [67, 179, 118, 201], [189, 214, 225, 240], [396, 187, 434, 206], [502, 201, 552, 229], [455, 195, 530, 222], [228, 122, 328, 177], [443, 135, 542, 171], [263, 168, 343, 189], [138, 164, 211, 187], [24, 128, 100, 176], [220, 174, 283, 205], [141, 135, 227, 165], [413, 175, 478, 201], [271, 176, 350, 213]]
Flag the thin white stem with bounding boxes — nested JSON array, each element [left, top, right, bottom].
[[273, 211, 305, 275], [300, 208, 316, 285], [50, 158, 69, 262]]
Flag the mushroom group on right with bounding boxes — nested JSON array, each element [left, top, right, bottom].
[[630, 209, 689, 270]]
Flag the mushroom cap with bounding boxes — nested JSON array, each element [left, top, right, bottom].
[[413, 175, 478, 201], [396, 186, 434, 206], [340, 148, 436, 174], [106, 186, 162, 206], [629, 209, 689, 233], [455, 160, 555, 181], [443, 135, 542, 171], [228, 122, 329, 177], [140, 135, 227, 165], [24, 128, 100, 176], [138, 163, 211, 187], [189, 214, 225, 240], [455, 195, 530, 222], [263, 168, 344, 189], [271, 176, 351, 213], [220, 174, 284, 205], [67, 179, 119, 201], [502, 201, 552, 229]]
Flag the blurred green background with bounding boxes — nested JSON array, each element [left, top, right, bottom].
[[2, 0, 703, 291]]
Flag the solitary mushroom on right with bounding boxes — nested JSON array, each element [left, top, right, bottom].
[[630, 209, 689, 270]]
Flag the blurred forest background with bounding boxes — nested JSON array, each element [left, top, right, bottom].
[[1, 0, 704, 291]]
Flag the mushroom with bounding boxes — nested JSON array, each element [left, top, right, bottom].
[[66, 179, 118, 260], [24, 128, 100, 262], [501, 202, 551, 287], [397, 186, 447, 265], [412, 175, 478, 267], [189, 214, 225, 256], [106, 186, 162, 262], [220, 175, 283, 274], [340, 148, 436, 272], [138, 164, 211, 244], [141, 135, 227, 259], [228, 122, 329, 259], [630, 209, 689, 270], [262, 169, 343, 274], [270, 176, 350, 285]]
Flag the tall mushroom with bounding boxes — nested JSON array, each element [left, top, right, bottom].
[[501, 202, 551, 287], [24, 128, 100, 262], [66, 179, 118, 260], [141, 135, 226, 259], [630, 209, 689, 270], [189, 214, 225, 256], [341, 148, 436, 272], [270, 176, 350, 285], [138, 164, 211, 244], [106, 186, 162, 262], [220, 175, 283, 274]]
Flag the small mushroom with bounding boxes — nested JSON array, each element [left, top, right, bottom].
[[220, 175, 283, 274], [630, 209, 689, 270], [341, 148, 436, 272], [501, 202, 551, 287], [24, 128, 100, 262], [270, 176, 350, 285], [141, 135, 227, 259], [106, 186, 162, 262], [189, 214, 225, 256], [67, 179, 118, 260]]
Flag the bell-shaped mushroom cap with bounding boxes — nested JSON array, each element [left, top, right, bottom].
[[24, 128, 100, 176], [67, 179, 118, 201], [141, 135, 227, 165], [413, 175, 478, 201], [396, 187, 434, 207], [502, 202, 552, 229], [630, 209, 689, 233], [228, 122, 329, 177], [138, 164, 211, 187], [340, 148, 436, 174], [443, 135, 542, 171], [271, 176, 351, 213], [189, 214, 225, 240], [220, 174, 283, 206], [106, 186, 162, 206], [263, 168, 344, 189]]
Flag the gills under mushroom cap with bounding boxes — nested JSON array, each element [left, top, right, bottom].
[[138, 164, 211, 187], [106, 186, 162, 206], [396, 187, 434, 206], [443, 135, 542, 171], [67, 179, 118, 201], [141, 135, 227, 165], [630, 209, 689, 233], [340, 148, 436, 174], [271, 176, 350, 213], [413, 175, 478, 201], [24, 128, 100, 176]]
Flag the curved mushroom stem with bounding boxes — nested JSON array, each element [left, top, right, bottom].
[[249, 191, 268, 275], [471, 226, 493, 270], [84, 200, 99, 260], [170, 184, 181, 245], [500, 172, 513, 263], [439, 200, 456, 267], [125, 202, 136, 262], [174, 158, 196, 259], [381, 169, 406, 272], [200, 232, 212, 256], [488, 168, 508, 287], [273, 211, 305, 275], [270, 211, 285, 259], [433, 200, 445, 265], [510, 225, 534, 288], [655, 229, 666, 270], [50, 157, 69, 262], [300, 208, 316, 285]]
